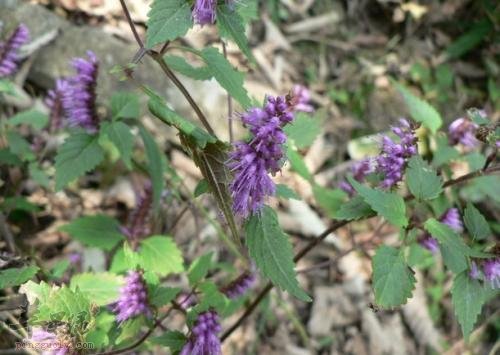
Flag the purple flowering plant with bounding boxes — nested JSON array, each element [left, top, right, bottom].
[[1, 2, 499, 354]]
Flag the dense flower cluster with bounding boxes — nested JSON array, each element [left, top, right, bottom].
[[229, 95, 295, 217], [28, 327, 71, 355], [62, 51, 100, 132], [121, 183, 153, 242], [222, 272, 255, 299], [339, 159, 375, 196], [45, 79, 68, 133], [419, 208, 463, 253], [292, 85, 314, 113], [181, 310, 222, 355], [376, 118, 418, 188], [0, 24, 29, 78], [112, 271, 151, 323], [192, 0, 217, 25], [448, 117, 478, 147]]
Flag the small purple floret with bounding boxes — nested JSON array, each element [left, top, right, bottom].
[[292, 85, 314, 113], [62, 51, 100, 133], [0, 24, 29, 78], [440, 208, 463, 233], [193, 0, 217, 25], [222, 272, 255, 299], [112, 271, 151, 323], [181, 310, 222, 355], [339, 159, 375, 196], [229, 95, 295, 217], [419, 234, 439, 253], [376, 118, 418, 189], [448, 118, 478, 147], [483, 258, 500, 289]]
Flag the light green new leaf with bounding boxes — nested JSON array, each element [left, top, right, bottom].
[[110, 92, 140, 119], [395, 83, 442, 133], [406, 156, 443, 200], [0, 265, 39, 289], [164, 55, 213, 81], [138, 236, 184, 277], [8, 109, 48, 130], [284, 112, 321, 149], [200, 47, 251, 109], [372, 246, 416, 307], [464, 203, 491, 240], [70, 273, 124, 306], [139, 126, 165, 209], [245, 206, 311, 302], [424, 218, 470, 273], [59, 215, 125, 251], [101, 121, 134, 168], [55, 132, 104, 190], [451, 271, 488, 339], [334, 195, 374, 221], [349, 178, 408, 228], [216, 4, 254, 62], [146, 0, 193, 48]]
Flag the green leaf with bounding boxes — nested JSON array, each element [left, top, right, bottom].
[[70, 273, 124, 306], [194, 179, 209, 197], [432, 134, 460, 167], [276, 184, 300, 200], [447, 20, 492, 59], [6, 131, 34, 161], [286, 145, 312, 180], [101, 121, 134, 168], [29, 163, 50, 188], [200, 47, 251, 109], [424, 218, 470, 273], [0, 79, 15, 94], [55, 132, 105, 190], [59, 215, 125, 251], [150, 331, 187, 352], [110, 92, 140, 119], [137, 236, 184, 277], [146, 0, 193, 48], [236, 0, 258, 23], [245, 206, 311, 301], [464, 203, 491, 240], [149, 286, 181, 308], [349, 178, 408, 228], [313, 185, 347, 218], [8, 109, 48, 130], [148, 96, 217, 149], [139, 126, 165, 209], [372, 246, 416, 307], [284, 112, 321, 149], [0, 148, 22, 166], [1, 196, 41, 212], [50, 260, 70, 279], [395, 83, 442, 133], [334, 195, 374, 221], [216, 4, 254, 62], [164, 55, 213, 81], [406, 156, 443, 200], [451, 271, 488, 339], [188, 252, 214, 286], [0, 265, 39, 289]]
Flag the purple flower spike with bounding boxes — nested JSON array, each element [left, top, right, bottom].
[[222, 272, 255, 299], [28, 327, 70, 355], [45, 79, 69, 133], [62, 51, 100, 133], [112, 271, 151, 323], [483, 258, 500, 289], [229, 95, 295, 217], [339, 159, 375, 196], [0, 24, 30, 78], [292, 85, 314, 113], [440, 208, 463, 233], [419, 234, 439, 253], [193, 0, 217, 25], [448, 118, 478, 147], [376, 118, 418, 189], [181, 310, 222, 355]]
